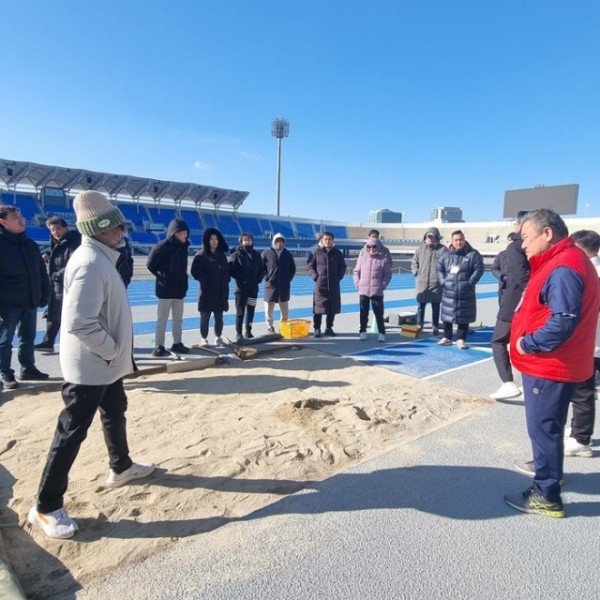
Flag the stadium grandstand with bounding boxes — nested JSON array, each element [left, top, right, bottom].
[[2, 159, 599, 266]]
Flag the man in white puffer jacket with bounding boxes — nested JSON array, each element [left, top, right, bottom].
[[28, 191, 155, 539]]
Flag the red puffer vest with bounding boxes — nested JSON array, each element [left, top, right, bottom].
[[510, 237, 600, 382]]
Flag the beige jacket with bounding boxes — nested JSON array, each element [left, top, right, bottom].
[[60, 237, 134, 385]]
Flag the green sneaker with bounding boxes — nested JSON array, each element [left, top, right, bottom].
[[504, 486, 564, 518]]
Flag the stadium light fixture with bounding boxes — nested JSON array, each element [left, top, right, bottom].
[[271, 118, 289, 217]]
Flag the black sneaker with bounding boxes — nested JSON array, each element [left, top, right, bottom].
[[314, 329, 322, 338], [267, 326, 275, 334], [504, 486, 564, 518], [170, 343, 189, 354], [324, 328, 336, 337], [152, 345, 169, 357], [18, 367, 49, 381], [236, 333, 244, 343], [245, 331, 254, 339], [34, 342, 54, 351], [1, 373, 19, 390]]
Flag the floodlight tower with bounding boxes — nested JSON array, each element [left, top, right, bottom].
[[271, 118, 289, 216]]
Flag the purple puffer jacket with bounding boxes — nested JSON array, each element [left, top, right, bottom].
[[353, 246, 392, 297]]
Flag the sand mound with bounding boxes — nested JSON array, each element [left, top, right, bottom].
[[0, 348, 484, 598]]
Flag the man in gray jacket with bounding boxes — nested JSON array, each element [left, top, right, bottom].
[[411, 227, 448, 333], [29, 191, 154, 539]]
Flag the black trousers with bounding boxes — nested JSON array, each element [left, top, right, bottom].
[[569, 357, 599, 445], [443, 322, 468, 341], [491, 319, 514, 383], [200, 310, 224, 339], [359, 295, 385, 333], [417, 301, 440, 329], [36, 379, 133, 513], [314, 313, 334, 330], [235, 292, 256, 334], [41, 296, 62, 345]]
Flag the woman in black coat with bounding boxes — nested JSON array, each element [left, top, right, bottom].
[[307, 231, 347, 337], [436, 230, 484, 349], [191, 227, 230, 346]]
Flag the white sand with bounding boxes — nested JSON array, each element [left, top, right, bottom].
[[0, 348, 485, 598]]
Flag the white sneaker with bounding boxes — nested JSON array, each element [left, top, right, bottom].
[[564, 437, 593, 457], [490, 381, 522, 400], [214, 337, 225, 347], [456, 339, 468, 350], [200, 338, 209, 347], [106, 462, 155, 488], [28, 506, 79, 539], [437, 337, 452, 346], [359, 332, 367, 341], [378, 333, 386, 342]]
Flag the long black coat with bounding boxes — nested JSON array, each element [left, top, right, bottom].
[[46, 229, 81, 319], [0, 226, 50, 310], [191, 228, 230, 312], [497, 234, 530, 322], [437, 242, 484, 324], [262, 248, 296, 303], [147, 221, 190, 299], [229, 245, 264, 297], [307, 245, 347, 315]]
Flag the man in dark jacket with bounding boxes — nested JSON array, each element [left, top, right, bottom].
[[229, 233, 264, 341], [0, 205, 50, 389], [262, 233, 296, 333], [307, 231, 347, 337], [436, 230, 484, 349], [490, 215, 530, 400], [147, 219, 191, 356], [116, 234, 134, 288], [411, 227, 448, 333], [35, 217, 81, 351], [191, 227, 230, 346]]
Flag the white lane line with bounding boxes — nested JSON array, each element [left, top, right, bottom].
[[422, 355, 494, 380]]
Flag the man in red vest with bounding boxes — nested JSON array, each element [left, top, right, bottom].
[[506, 209, 600, 518]]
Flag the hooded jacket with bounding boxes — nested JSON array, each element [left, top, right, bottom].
[[411, 227, 448, 303], [59, 236, 134, 385], [147, 219, 190, 299], [496, 232, 530, 322], [0, 225, 50, 310], [191, 227, 230, 312], [307, 240, 347, 315], [353, 242, 392, 297], [47, 229, 82, 300], [262, 233, 296, 303], [437, 240, 484, 324], [229, 233, 265, 296]]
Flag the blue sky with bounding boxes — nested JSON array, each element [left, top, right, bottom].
[[2, 0, 599, 223]]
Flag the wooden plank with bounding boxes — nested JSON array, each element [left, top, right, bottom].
[[166, 356, 218, 373]]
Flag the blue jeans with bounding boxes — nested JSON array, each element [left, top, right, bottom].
[[0, 307, 37, 377]]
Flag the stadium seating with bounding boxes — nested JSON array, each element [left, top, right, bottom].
[[295, 221, 316, 239], [269, 219, 295, 239], [201, 212, 217, 229], [1, 193, 40, 218], [237, 216, 263, 237], [180, 209, 203, 231], [146, 206, 178, 227], [217, 214, 241, 236], [130, 231, 159, 245], [323, 225, 347, 239], [26, 227, 50, 243], [256, 218, 272, 237], [118, 203, 148, 229]]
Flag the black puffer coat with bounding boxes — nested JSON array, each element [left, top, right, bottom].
[[191, 228, 230, 312], [262, 240, 296, 303], [437, 242, 484, 324], [45, 228, 81, 319], [147, 219, 190, 299], [0, 226, 50, 310], [229, 237, 264, 297], [307, 244, 347, 315]]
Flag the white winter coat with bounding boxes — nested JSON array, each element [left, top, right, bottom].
[[60, 237, 134, 385]]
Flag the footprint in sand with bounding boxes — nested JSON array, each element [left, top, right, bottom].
[[316, 440, 335, 465]]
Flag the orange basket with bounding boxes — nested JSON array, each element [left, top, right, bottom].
[[279, 319, 311, 339]]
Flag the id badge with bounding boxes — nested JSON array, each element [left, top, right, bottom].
[[450, 265, 460, 274]]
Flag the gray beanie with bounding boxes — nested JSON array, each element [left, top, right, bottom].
[[73, 190, 125, 237]]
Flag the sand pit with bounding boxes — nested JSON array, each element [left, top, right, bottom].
[[0, 348, 485, 598]]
